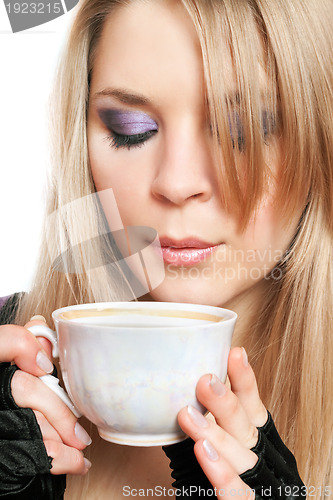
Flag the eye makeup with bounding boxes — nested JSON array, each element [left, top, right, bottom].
[[99, 109, 158, 135], [98, 108, 158, 150], [261, 110, 277, 139], [97, 107, 276, 152], [228, 109, 278, 151], [228, 110, 245, 151]]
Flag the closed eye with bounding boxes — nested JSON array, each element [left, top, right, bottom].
[[98, 108, 158, 150], [106, 129, 158, 150]]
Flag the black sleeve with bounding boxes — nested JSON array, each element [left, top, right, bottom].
[[163, 412, 306, 499], [163, 437, 215, 498], [0, 293, 24, 326], [0, 294, 67, 499]]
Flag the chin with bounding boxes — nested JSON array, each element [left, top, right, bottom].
[[147, 277, 235, 308]]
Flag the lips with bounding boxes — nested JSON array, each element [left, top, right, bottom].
[[158, 237, 222, 267]]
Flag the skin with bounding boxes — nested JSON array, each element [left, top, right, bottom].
[[0, 0, 303, 497], [0, 318, 91, 475]]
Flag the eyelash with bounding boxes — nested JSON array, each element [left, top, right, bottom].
[[106, 129, 157, 150]]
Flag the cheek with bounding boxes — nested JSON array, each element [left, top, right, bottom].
[[88, 134, 114, 190], [88, 136, 152, 224], [240, 200, 297, 267], [88, 130, 127, 190]]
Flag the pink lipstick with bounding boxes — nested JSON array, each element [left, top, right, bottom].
[[159, 237, 221, 267]]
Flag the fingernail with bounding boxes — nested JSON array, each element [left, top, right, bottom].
[[30, 315, 46, 322], [75, 422, 92, 446], [210, 374, 226, 397], [84, 457, 92, 470], [203, 439, 219, 461], [242, 347, 249, 367], [187, 405, 209, 428], [36, 351, 53, 374]]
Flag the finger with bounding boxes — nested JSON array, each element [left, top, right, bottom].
[[0, 324, 53, 376], [24, 316, 53, 359], [33, 410, 62, 443], [44, 440, 92, 475], [195, 373, 259, 449], [178, 405, 257, 474], [194, 439, 255, 499], [228, 347, 268, 427], [11, 371, 92, 450]]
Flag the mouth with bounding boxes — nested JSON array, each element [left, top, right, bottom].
[[157, 236, 223, 267]]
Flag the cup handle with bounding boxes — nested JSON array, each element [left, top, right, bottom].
[[27, 324, 59, 357], [39, 374, 82, 418], [27, 325, 82, 418]]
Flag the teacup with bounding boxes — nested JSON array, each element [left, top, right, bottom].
[[28, 302, 237, 446]]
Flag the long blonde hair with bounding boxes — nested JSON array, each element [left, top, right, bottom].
[[16, 0, 333, 494]]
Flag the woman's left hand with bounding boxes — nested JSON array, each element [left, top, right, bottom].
[[177, 347, 271, 499]]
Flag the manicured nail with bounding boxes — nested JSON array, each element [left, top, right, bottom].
[[30, 315, 46, 322], [84, 457, 92, 470], [203, 439, 219, 461], [242, 347, 249, 367], [210, 374, 226, 397], [75, 422, 92, 446], [187, 405, 209, 428], [36, 351, 53, 373]]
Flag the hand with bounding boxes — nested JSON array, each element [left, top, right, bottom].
[[0, 317, 92, 476], [175, 347, 305, 499]]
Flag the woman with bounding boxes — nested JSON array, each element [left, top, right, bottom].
[[0, 0, 332, 498]]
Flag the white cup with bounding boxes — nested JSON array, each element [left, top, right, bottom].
[[28, 301, 237, 446]]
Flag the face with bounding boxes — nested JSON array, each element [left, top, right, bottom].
[[87, 0, 301, 308]]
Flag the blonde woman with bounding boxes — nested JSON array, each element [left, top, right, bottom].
[[0, 0, 332, 498]]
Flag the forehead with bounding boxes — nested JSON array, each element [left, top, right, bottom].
[[89, 0, 269, 112], [89, 0, 235, 106]]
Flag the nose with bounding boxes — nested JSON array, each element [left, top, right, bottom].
[[151, 130, 215, 206]]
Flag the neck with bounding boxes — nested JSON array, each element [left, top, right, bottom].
[[66, 423, 174, 499], [223, 278, 269, 349]]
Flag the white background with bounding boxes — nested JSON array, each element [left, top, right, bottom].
[[0, 6, 75, 296]]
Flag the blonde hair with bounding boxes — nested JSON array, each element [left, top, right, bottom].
[[16, 0, 333, 495], [181, 0, 333, 491]]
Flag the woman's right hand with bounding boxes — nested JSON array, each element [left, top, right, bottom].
[[0, 316, 92, 476]]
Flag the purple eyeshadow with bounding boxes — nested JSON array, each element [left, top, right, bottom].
[[98, 109, 158, 135]]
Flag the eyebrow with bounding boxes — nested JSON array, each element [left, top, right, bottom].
[[91, 88, 152, 106]]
